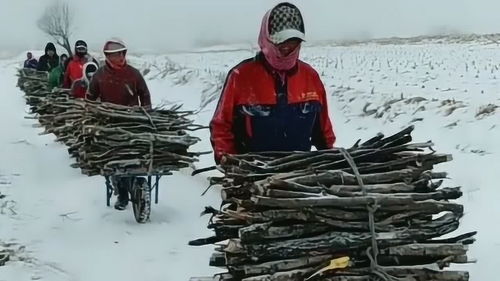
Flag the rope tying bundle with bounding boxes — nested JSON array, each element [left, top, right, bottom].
[[339, 148, 402, 281]]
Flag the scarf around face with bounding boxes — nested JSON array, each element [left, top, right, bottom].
[[258, 10, 301, 72]]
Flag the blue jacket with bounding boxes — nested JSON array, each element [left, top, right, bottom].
[[24, 58, 38, 69]]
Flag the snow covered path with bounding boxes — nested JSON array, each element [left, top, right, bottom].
[[0, 58, 220, 281], [1, 39, 499, 280]]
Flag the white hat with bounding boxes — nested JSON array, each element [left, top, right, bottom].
[[103, 38, 127, 54]]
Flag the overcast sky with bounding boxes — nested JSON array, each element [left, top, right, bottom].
[[0, 0, 499, 54]]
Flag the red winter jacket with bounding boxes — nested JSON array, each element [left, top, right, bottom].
[[210, 53, 335, 163], [87, 63, 151, 107], [63, 56, 90, 98]]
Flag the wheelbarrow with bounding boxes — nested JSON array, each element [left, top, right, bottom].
[[104, 175, 162, 223]]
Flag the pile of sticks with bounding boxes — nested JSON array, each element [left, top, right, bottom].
[[17, 68, 50, 111], [190, 126, 476, 281], [17, 69, 203, 176]]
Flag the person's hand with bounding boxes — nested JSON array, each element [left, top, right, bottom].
[[220, 155, 227, 165]]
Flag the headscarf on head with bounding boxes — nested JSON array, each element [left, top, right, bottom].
[[258, 2, 305, 71]]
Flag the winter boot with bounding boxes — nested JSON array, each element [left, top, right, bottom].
[[114, 178, 130, 211]]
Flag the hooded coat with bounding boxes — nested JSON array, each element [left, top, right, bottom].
[[36, 43, 59, 72]]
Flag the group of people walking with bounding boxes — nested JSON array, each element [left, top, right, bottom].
[[23, 2, 336, 211], [24, 40, 97, 94]]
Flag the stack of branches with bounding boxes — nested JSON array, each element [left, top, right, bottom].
[[190, 126, 476, 281], [17, 69, 203, 177], [17, 68, 51, 110]]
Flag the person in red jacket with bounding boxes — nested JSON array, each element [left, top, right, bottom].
[[88, 38, 152, 210], [210, 2, 335, 164], [87, 38, 151, 108], [63, 40, 98, 98]]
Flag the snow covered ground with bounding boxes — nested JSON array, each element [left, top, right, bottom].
[[1, 37, 499, 280]]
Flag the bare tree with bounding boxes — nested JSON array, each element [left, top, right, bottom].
[[37, 1, 73, 57]]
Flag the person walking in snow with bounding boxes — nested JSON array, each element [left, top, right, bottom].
[[48, 54, 68, 89], [36, 42, 59, 72], [88, 38, 152, 210], [210, 2, 336, 164], [63, 40, 99, 98], [23, 52, 38, 69]]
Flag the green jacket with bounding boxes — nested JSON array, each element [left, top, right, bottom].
[[48, 65, 64, 89]]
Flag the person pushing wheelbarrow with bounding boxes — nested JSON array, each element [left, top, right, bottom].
[[87, 38, 152, 211]]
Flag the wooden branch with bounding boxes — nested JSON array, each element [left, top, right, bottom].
[[265, 179, 418, 194], [250, 195, 463, 213], [241, 268, 312, 281], [231, 254, 331, 276], [239, 222, 332, 242], [291, 169, 415, 186], [342, 267, 469, 281], [381, 243, 467, 257]]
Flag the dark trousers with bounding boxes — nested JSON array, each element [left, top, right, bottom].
[[112, 176, 135, 201]]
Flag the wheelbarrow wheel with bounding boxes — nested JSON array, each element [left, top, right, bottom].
[[131, 177, 151, 223]]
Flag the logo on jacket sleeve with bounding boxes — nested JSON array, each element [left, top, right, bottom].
[[301, 91, 319, 100]]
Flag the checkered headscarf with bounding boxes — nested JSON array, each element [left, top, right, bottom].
[[268, 3, 305, 44]]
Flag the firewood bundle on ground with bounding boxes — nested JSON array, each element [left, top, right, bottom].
[[16, 69, 203, 177], [190, 126, 476, 281]]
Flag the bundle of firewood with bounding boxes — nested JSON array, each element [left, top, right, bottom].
[[17, 68, 49, 90], [17, 69, 203, 176], [190, 126, 476, 281], [16, 68, 51, 110]]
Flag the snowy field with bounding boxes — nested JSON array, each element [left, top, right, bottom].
[[1, 37, 499, 280]]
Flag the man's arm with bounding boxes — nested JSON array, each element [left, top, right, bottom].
[[87, 74, 100, 101], [136, 71, 152, 108], [30, 59, 38, 69], [36, 57, 46, 71], [209, 70, 239, 163], [311, 74, 336, 150]]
